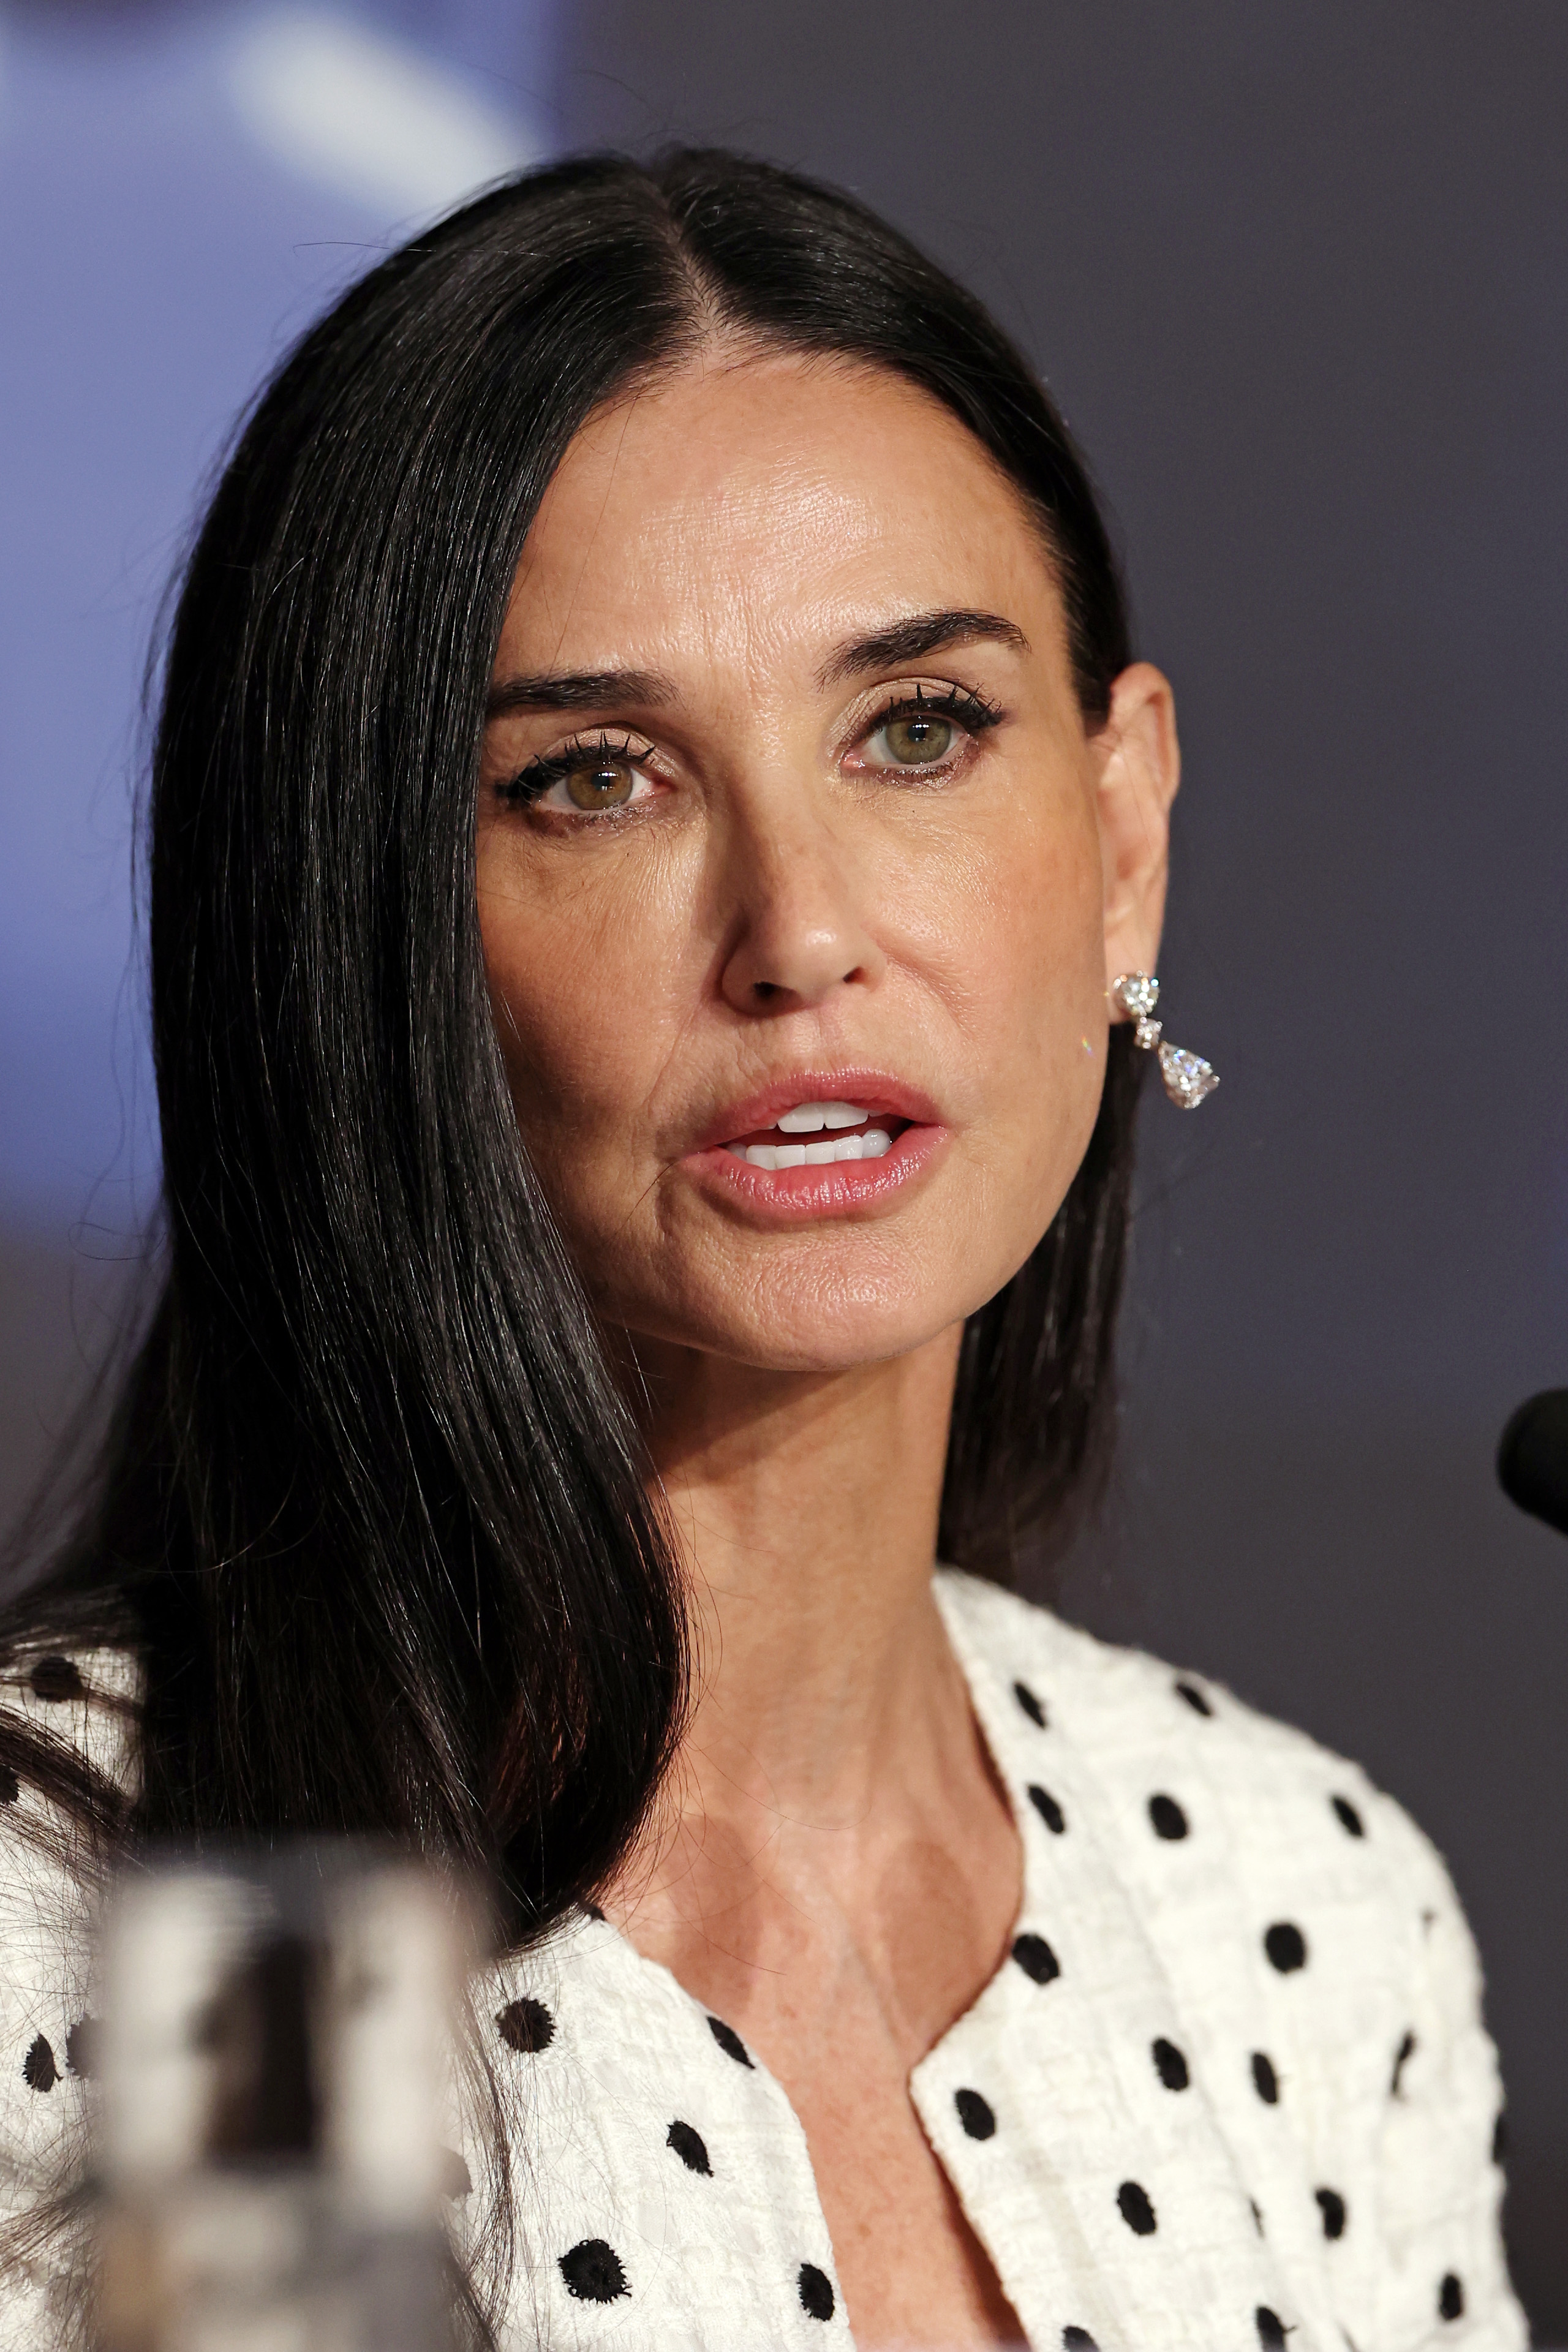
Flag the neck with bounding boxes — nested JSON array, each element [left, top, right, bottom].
[[632, 1324, 965, 1825], [605, 1318, 1022, 2090]]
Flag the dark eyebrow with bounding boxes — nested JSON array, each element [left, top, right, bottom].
[[815, 608, 1030, 690], [485, 667, 678, 720]]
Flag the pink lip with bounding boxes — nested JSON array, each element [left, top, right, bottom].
[[692, 1070, 943, 1154], [682, 1071, 948, 1224]]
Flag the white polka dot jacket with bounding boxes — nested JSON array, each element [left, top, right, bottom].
[[0, 1571, 1524, 2351]]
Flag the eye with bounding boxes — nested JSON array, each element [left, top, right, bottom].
[[854, 684, 1001, 777], [553, 753, 642, 812], [874, 710, 955, 766], [500, 738, 658, 817]]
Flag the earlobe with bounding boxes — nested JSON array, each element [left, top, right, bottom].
[[1095, 662, 1180, 990]]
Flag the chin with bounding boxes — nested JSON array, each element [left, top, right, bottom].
[[630, 1240, 988, 1375]]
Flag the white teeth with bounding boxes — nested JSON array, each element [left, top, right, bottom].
[[775, 1100, 873, 1133], [723, 1129, 892, 1170]]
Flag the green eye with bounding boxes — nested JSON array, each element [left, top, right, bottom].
[[881, 713, 954, 764], [565, 759, 636, 810]]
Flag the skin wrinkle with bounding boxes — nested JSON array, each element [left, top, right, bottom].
[[473, 349, 1178, 2350], [538, 385, 644, 677]]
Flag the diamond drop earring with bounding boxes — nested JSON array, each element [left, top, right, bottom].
[[1110, 973, 1219, 1109]]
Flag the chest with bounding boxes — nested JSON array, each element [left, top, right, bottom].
[[748, 1975, 1025, 2346]]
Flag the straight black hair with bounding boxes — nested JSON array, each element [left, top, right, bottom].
[[0, 145, 1141, 2331]]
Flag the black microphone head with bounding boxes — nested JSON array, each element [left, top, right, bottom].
[[1498, 1390, 1568, 1538]]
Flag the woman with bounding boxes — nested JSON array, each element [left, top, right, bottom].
[[0, 151, 1519, 2350]]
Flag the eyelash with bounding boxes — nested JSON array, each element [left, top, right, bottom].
[[497, 731, 644, 808], [862, 682, 1003, 760], [496, 683, 1006, 812]]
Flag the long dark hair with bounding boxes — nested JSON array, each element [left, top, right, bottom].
[[1, 141, 1140, 2324]]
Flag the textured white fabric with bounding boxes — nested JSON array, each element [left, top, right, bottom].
[[0, 1575, 1524, 2351]]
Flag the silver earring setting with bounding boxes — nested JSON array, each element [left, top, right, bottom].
[[1111, 973, 1219, 1109]]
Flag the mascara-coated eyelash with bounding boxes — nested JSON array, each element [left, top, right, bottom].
[[864, 682, 1003, 739], [497, 731, 647, 807], [850, 680, 1006, 778]]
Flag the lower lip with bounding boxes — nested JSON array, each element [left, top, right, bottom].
[[685, 1123, 946, 1221]]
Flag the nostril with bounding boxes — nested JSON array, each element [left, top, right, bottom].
[[751, 980, 780, 1001]]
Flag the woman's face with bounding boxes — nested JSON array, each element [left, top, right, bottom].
[[477, 349, 1177, 1373]]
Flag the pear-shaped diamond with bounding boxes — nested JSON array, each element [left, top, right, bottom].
[[1158, 1042, 1219, 1109], [1112, 972, 1159, 1020]]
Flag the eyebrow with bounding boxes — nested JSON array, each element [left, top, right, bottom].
[[815, 608, 1030, 689], [486, 667, 678, 720], [484, 609, 1029, 720]]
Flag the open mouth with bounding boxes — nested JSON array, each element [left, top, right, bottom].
[[720, 1099, 913, 1170], [684, 1075, 944, 1218]]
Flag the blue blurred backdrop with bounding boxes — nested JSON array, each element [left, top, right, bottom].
[[0, 0, 553, 1230]]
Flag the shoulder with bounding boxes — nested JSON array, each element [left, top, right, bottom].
[[935, 1572, 1521, 2343], [935, 1567, 1491, 2117], [937, 1565, 1452, 1899], [0, 1645, 140, 2345], [0, 1642, 141, 1795]]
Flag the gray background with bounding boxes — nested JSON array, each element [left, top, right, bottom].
[[3, 1, 1565, 2332]]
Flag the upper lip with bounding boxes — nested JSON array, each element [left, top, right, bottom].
[[690, 1071, 944, 1154]]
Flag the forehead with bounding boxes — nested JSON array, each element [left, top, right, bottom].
[[502, 348, 1063, 672]]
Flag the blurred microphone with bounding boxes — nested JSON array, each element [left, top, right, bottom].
[[96, 1846, 468, 2352], [1497, 1390, 1568, 1537]]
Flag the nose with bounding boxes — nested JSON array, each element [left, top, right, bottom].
[[716, 801, 886, 1017]]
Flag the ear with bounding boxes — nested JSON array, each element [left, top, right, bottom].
[[1093, 661, 1180, 997]]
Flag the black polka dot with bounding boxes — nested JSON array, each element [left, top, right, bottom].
[[1264, 1921, 1307, 1973], [1013, 1679, 1047, 1728], [1117, 2179, 1156, 2236], [29, 1656, 81, 1704], [1152, 2037, 1189, 2091], [1063, 2331, 1099, 2350], [1256, 2309, 1287, 2349], [0, 1766, 18, 1805], [439, 2147, 472, 2198], [1330, 1794, 1365, 1838], [64, 2018, 98, 2080], [1492, 2110, 1507, 2165], [1250, 2198, 1265, 2236], [496, 1996, 554, 2054], [797, 2263, 835, 2321], [22, 2036, 56, 2093], [559, 2239, 628, 2303], [707, 2014, 753, 2067], [1175, 1678, 1213, 1717], [667, 2120, 711, 2176], [1439, 2273, 1464, 2323], [1012, 1932, 1061, 1986], [1148, 1793, 1188, 1841], [1316, 2186, 1346, 2239], [1390, 2027, 1417, 2095], [955, 2088, 995, 2139], [1028, 1783, 1066, 1834], [1251, 2051, 1280, 2105]]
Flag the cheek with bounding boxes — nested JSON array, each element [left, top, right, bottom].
[[923, 785, 1106, 1044], [477, 846, 682, 1146], [933, 792, 1109, 1216]]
